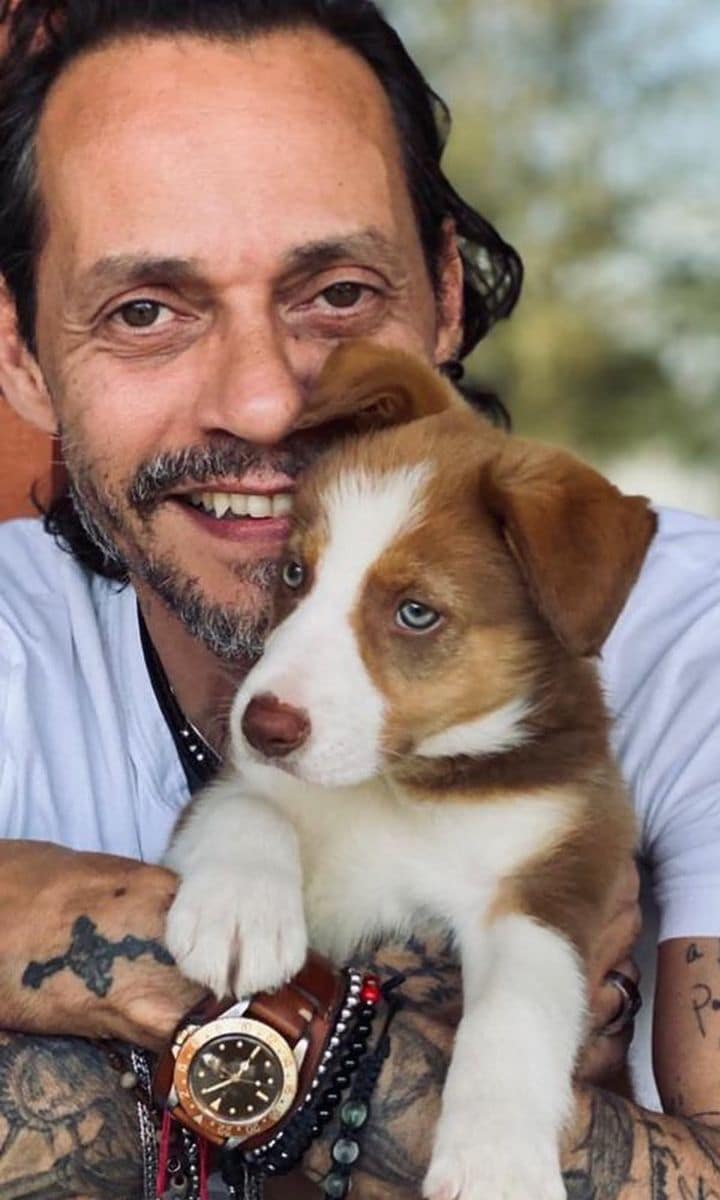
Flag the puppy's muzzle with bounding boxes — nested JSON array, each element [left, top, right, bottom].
[[242, 693, 311, 758]]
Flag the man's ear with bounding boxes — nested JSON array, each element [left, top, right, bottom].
[[483, 438, 657, 656], [0, 277, 57, 434], [432, 218, 464, 367], [298, 340, 463, 433]]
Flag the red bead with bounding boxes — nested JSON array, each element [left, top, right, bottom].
[[360, 975, 381, 1005]]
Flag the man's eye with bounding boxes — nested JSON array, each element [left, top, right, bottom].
[[319, 282, 367, 309], [113, 300, 167, 328]]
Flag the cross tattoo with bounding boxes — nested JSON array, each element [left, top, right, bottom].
[[22, 915, 175, 997]]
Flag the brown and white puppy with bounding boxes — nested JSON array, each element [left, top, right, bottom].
[[165, 344, 654, 1200]]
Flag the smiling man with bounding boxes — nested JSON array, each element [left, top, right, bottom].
[[1, 2, 720, 1199]]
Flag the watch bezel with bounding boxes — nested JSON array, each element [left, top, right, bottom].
[[173, 1016, 299, 1142]]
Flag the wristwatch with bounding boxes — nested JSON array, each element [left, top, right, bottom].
[[153, 951, 347, 1150]]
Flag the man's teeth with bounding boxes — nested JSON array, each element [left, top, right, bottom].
[[187, 491, 294, 519]]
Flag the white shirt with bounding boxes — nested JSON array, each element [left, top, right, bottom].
[[602, 507, 720, 1106], [0, 519, 188, 861], [1, 509, 719, 1108]]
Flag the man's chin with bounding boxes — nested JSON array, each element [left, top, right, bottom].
[[132, 554, 277, 662], [66, 481, 278, 659]]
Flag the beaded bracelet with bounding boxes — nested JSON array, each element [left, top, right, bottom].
[[319, 977, 403, 1199], [219, 972, 401, 1193], [151, 969, 404, 1200]]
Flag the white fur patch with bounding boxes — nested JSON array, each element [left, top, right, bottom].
[[415, 697, 532, 759], [164, 777, 307, 998], [425, 913, 585, 1200], [231, 762, 575, 966], [231, 464, 430, 786]]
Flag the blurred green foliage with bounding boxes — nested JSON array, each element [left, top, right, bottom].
[[386, 0, 720, 466]]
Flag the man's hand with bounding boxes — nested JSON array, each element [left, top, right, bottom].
[[0, 840, 205, 1050]]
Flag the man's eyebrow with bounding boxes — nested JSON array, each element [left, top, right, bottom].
[[279, 231, 407, 278], [73, 256, 205, 305], [73, 233, 406, 306]]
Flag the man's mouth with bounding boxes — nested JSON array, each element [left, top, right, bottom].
[[177, 490, 295, 521]]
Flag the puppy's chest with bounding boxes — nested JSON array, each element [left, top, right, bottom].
[[260, 771, 573, 958]]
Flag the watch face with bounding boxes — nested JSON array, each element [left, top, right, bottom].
[[173, 1016, 299, 1143], [187, 1034, 285, 1124]]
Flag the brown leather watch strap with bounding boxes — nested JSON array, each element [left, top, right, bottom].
[[249, 950, 343, 1041]]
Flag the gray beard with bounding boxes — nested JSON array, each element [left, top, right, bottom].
[[134, 553, 277, 662], [62, 433, 326, 662], [67, 482, 277, 663]]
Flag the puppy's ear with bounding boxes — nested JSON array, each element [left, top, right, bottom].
[[297, 341, 460, 432], [484, 439, 657, 656]]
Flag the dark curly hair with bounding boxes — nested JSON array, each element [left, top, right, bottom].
[[0, 0, 523, 579]]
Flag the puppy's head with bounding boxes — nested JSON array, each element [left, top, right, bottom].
[[231, 349, 655, 788], [296, 339, 464, 435]]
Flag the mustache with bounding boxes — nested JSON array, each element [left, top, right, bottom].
[[127, 434, 329, 513]]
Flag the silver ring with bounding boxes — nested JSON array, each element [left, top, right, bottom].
[[601, 969, 642, 1036]]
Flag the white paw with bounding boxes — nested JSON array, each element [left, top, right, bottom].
[[165, 866, 308, 998], [424, 1120, 565, 1200]]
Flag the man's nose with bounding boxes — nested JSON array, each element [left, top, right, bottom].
[[200, 320, 308, 445]]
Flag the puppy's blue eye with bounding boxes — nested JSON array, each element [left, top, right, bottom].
[[282, 561, 305, 590], [396, 600, 441, 632]]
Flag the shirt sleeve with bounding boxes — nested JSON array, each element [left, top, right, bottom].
[[602, 508, 720, 943]]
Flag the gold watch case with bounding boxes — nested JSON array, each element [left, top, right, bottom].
[[173, 1015, 299, 1143]]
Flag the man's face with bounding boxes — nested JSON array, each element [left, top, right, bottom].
[[32, 28, 460, 657]]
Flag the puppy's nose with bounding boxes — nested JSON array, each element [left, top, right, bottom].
[[241, 693, 311, 758]]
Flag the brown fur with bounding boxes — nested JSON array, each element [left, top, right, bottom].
[[296, 340, 464, 434], [278, 343, 654, 963]]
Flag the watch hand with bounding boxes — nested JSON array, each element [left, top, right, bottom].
[[231, 1047, 261, 1079], [200, 1077, 237, 1097]]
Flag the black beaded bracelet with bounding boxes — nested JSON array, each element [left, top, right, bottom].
[[319, 978, 403, 1199], [219, 971, 403, 1192]]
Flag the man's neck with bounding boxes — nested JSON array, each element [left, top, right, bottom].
[[135, 584, 252, 756]]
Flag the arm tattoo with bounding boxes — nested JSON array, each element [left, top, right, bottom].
[[682, 940, 720, 1043], [22, 914, 174, 997], [353, 1013, 447, 1190], [384, 931, 460, 1011], [565, 1087, 720, 1200], [308, 932, 720, 1200], [643, 1116, 680, 1200], [564, 1089, 635, 1200], [303, 932, 458, 1196], [0, 1032, 143, 1199]]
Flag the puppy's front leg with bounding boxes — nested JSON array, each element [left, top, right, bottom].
[[424, 913, 586, 1200], [164, 776, 307, 999]]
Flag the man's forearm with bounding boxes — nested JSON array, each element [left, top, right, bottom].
[[309, 1059, 720, 1200], [305, 934, 456, 1198], [309, 1064, 720, 1200], [302, 926, 720, 1200], [0, 1032, 143, 1200], [563, 1084, 720, 1200]]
